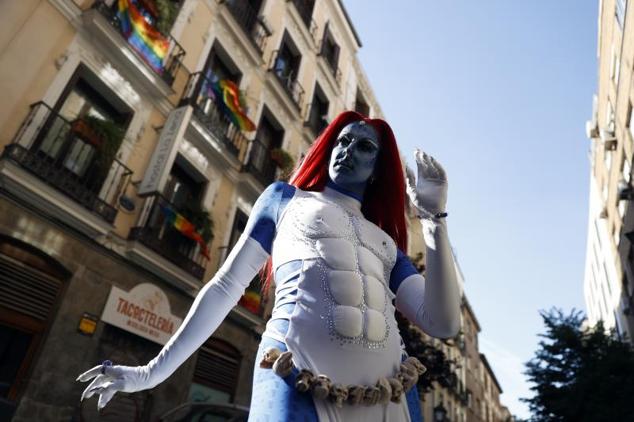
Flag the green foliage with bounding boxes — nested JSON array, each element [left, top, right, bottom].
[[270, 148, 296, 178], [79, 115, 125, 174], [523, 308, 634, 422], [181, 203, 214, 243], [155, 0, 179, 35], [396, 312, 457, 394]]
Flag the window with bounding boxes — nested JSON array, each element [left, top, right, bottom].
[[274, 33, 302, 84], [306, 83, 329, 135], [190, 338, 241, 403], [610, 43, 621, 84], [320, 23, 340, 74], [35, 67, 131, 183], [204, 43, 242, 85], [291, 0, 315, 28], [355, 90, 370, 116], [249, 109, 284, 185], [628, 102, 634, 140], [616, 0, 627, 29]]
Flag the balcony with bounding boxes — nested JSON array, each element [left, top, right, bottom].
[[88, 0, 186, 89], [222, 0, 271, 54], [179, 72, 250, 163], [269, 51, 305, 111], [244, 139, 277, 186], [0, 102, 132, 225], [128, 194, 210, 280]]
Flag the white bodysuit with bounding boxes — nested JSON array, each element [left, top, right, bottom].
[[265, 187, 411, 421]]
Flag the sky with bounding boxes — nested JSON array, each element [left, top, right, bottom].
[[345, 1, 598, 418]]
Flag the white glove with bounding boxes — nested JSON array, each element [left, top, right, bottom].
[[396, 149, 460, 339], [405, 149, 448, 219], [76, 234, 269, 410]]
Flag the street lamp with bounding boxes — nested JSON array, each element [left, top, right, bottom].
[[433, 403, 448, 422]]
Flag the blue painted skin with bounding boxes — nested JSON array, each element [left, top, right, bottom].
[[245, 122, 422, 420]]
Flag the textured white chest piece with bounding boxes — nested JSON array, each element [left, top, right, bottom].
[[273, 190, 397, 347]]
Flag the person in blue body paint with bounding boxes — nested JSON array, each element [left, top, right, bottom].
[[78, 112, 461, 422]]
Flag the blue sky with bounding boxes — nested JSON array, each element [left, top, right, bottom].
[[345, 1, 598, 418]]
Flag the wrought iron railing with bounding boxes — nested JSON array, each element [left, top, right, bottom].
[[92, 0, 187, 87], [269, 50, 305, 110], [180, 71, 251, 162], [222, 0, 271, 54], [1, 102, 133, 224], [129, 193, 210, 279], [245, 138, 277, 186]]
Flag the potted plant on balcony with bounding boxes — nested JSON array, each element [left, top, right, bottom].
[[270, 147, 295, 178], [71, 115, 125, 179], [181, 203, 214, 245]]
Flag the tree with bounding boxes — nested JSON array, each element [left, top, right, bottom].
[[523, 308, 634, 422]]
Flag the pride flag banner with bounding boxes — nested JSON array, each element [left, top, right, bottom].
[[117, 0, 170, 74], [159, 204, 210, 259], [204, 75, 256, 132]]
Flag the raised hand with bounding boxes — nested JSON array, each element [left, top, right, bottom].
[[405, 149, 448, 219], [77, 361, 146, 410]]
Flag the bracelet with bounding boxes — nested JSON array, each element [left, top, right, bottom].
[[434, 212, 448, 219]]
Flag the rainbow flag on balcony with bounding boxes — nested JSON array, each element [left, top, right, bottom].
[[117, 0, 170, 73], [205, 77, 256, 132], [159, 204, 210, 259]]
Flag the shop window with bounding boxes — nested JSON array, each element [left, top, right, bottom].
[[189, 338, 241, 403], [320, 23, 340, 74], [306, 84, 329, 136], [0, 236, 68, 416]]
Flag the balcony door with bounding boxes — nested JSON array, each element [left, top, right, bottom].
[[162, 160, 206, 259], [250, 112, 283, 185], [34, 68, 131, 189]]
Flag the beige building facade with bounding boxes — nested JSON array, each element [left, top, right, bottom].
[[584, 0, 634, 340], [0, 0, 383, 420]]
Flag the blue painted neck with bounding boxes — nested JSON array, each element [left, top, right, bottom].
[[326, 179, 364, 203]]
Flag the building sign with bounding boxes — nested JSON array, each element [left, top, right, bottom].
[[101, 283, 183, 345], [138, 105, 192, 195]]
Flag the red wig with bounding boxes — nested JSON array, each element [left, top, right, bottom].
[[261, 111, 407, 293]]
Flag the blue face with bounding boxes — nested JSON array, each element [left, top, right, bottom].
[[328, 121, 381, 195]]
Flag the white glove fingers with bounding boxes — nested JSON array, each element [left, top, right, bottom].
[[81, 375, 109, 401], [76, 365, 102, 382], [405, 167, 417, 194], [97, 379, 125, 410], [415, 150, 431, 181], [429, 156, 447, 180]]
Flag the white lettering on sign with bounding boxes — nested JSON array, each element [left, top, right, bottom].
[[138, 106, 192, 195], [101, 283, 183, 345]]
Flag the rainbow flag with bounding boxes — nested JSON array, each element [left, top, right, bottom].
[[204, 75, 256, 132], [117, 0, 170, 74], [159, 204, 210, 259]]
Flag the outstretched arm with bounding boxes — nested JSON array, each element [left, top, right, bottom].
[[77, 182, 295, 409], [392, 151, 460, 339]]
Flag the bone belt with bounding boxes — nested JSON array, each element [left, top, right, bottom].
[[259, 347, 427, 408]]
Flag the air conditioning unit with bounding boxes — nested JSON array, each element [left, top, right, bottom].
[[600, 129, 617, 150], [586, 120, 599, 139]]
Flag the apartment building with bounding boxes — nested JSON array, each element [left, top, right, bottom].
[[0, 0, 382, 419], [583, 0, 634, 340]]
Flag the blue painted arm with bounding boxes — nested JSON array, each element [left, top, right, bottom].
[[389, 249, 419, 294], [243, 181, 296, 254]]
